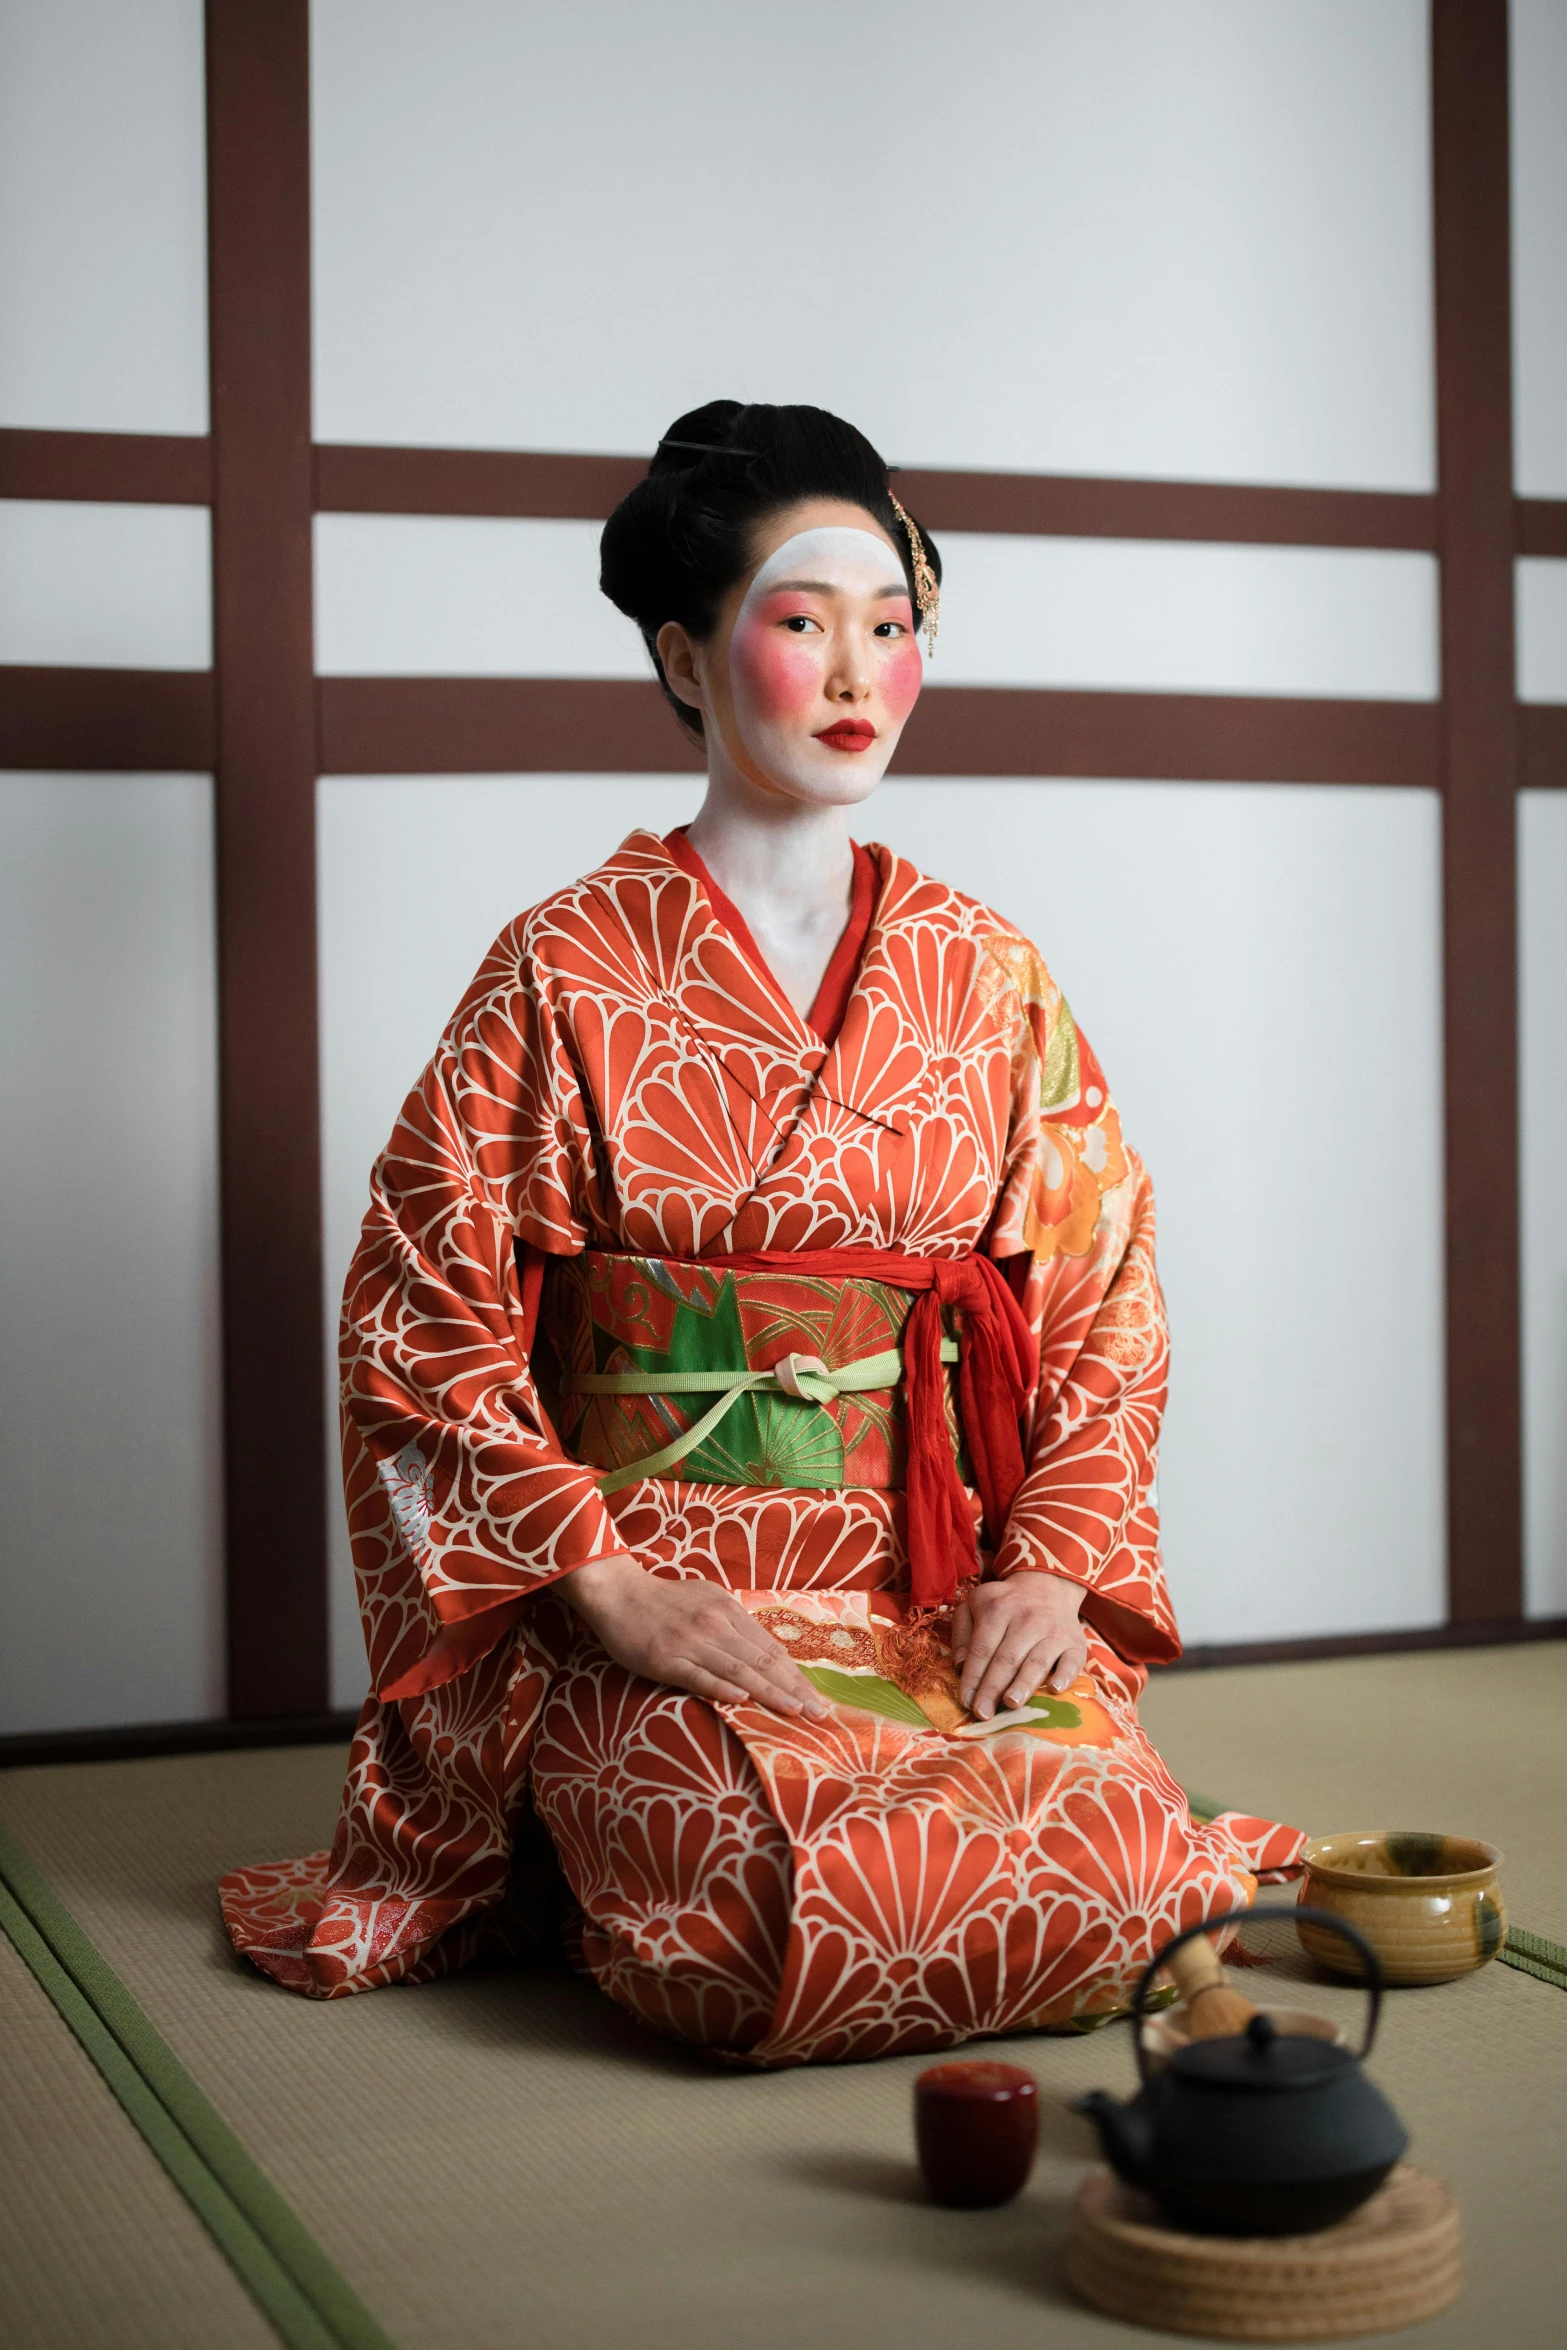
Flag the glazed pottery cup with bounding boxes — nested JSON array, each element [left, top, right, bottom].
[[1299, 1831, 1506, 1986], [915, 2061, 1039, 2207]]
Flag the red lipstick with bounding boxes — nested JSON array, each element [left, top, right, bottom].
[[814, 719, 876, 753]]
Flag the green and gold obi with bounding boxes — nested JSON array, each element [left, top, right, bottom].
[[537, 1252, 967, 1494]]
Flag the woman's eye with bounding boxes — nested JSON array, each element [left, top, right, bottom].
[[874, 620, 907, 638], [782, 614, 822, 633]]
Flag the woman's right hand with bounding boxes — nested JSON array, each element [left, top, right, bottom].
[[558, 1555, 832, 1721]]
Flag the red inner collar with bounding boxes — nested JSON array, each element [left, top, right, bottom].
[[665, 829, 878, 1046]]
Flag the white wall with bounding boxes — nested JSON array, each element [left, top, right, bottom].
[[1517, 560, 1567, 703], [1511, 0, 1567, 499], [0, 776, 225, 1735], [0, 502, 212, 670], [1520, 792, 1567, 1622], [0, 0, 222, 1735], [312, 0, 1434, 489], [1512, 1, 1567, 1624], [315, 516, 635, 678], [0, 0, 208, 434]]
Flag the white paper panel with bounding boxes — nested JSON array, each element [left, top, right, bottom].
[[317, 513, 1439, 701], [318, 771, 1443, 1677], [0, 775, 224, 1735], [876, 778, 1446, 1647], [317, 773, 705, 1706], [1517, 559, 1567, 702], [933, 540, 1438, 699], [315, 516, 634, 677], [313, 0, 1434, 490], [0, 0, 208, 434], [1511, 0, 1567, 498], [0, 502, 212, 669], [1520, 791, 1567, 1620]]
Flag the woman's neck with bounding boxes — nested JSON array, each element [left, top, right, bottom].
[[685, 774, 858, 1019]]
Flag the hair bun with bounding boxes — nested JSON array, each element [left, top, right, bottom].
[[647, 399, 749, 478]]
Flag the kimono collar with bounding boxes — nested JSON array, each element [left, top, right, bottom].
[[662, 826, 879, 1047]]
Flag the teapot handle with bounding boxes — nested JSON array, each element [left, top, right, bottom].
[[1131, 1904, 1385, 2088]]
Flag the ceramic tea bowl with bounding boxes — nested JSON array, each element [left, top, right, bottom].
[[1299, 1831, 1506, 1985]]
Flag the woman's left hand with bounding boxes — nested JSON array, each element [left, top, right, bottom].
[[952, 1572, 1089, 1720]]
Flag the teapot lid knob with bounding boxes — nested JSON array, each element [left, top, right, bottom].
[[1246, 2012, 1279, 2054]]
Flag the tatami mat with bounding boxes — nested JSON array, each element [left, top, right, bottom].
[[2, 1645, 1563, 2350], [0, 1918, 277, 2350]]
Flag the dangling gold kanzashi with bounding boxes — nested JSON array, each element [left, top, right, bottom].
[[889, 492, 940, 658]]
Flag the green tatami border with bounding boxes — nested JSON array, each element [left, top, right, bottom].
[[0, 1818, 398, 2350], [1498, 1923, 1567, 1988]]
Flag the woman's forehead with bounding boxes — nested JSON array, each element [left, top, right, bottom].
[[743, 526, 908, 607]]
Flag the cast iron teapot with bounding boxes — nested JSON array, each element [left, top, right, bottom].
[[1075, 1906, 1408, 2236]]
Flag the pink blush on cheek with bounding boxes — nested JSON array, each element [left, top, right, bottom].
[[730, 619, 822, 723], [881, 640, 923, 722]]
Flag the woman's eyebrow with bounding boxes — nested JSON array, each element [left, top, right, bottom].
[[761, 576, 908, 598]]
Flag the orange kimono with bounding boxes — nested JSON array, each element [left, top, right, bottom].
[[222, 830, 1301, 2064]]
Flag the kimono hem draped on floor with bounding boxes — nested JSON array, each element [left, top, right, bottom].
[[221, 830, 1303, 2066]]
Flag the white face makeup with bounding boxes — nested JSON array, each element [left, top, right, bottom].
[[720, 525, 923, 805], [740, 525, 909, 612]]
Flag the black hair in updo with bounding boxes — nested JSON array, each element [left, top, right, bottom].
[[599, 400, 941, 740]]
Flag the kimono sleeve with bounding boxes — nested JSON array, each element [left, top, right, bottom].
[[981, 937, 1179, 1665], [339, 920, 629, 1703]]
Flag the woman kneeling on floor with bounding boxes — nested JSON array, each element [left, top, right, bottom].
[[221, 401, 1303, 2065]]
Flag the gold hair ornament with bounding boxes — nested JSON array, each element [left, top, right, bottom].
[[888, 493, 939, 657]]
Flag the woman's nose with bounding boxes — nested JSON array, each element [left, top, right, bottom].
[[828, 645, 873, 700]]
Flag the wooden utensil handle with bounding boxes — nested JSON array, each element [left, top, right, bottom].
[[1162, 1931, 1259, 2038], [1164, 1935, 1227, 2003]]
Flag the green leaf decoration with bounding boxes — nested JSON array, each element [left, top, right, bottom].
[[1038, 1000, 1082, 1114], [960, 1695, 1084, 1739], [1022, 1697, 1082, 1729], [800, 1668, 934, 1728], [698, 1391, 845, 1490]]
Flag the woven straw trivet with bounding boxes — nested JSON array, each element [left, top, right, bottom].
[[1064, 2163, 1461, 2341]]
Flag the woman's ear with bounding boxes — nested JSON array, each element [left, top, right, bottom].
[[656, 620, 705, 714]]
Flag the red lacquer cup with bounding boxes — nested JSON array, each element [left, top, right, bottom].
[[914, 2060, 1039, 2207]]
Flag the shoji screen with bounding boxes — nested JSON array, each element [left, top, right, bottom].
[[311, 0, 1432, 485], [1513, 0, 1567, 1621], [0, 0, 221, 1735], [0, 778, 224, 1734]]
